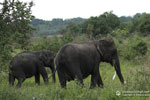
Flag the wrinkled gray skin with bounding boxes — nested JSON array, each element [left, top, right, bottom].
[[55, 38, 124, 88], [9, 50, 55, 88]]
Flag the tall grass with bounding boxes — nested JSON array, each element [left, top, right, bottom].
[[1, 58, 150, 100]]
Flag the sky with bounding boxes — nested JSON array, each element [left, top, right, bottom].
[[1, 0, 150, 20]]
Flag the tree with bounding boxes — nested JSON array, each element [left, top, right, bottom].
[[130, 13, 150, 35], [0, 0, 34, 70], [138, 14, 150, 34], [133, 13, 145, 19], [119, 16, 132, 23], [82, 11, 120, 37], [103, 12, 120, 30]]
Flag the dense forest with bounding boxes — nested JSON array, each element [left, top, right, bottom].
[[1, 0, 150, 100]]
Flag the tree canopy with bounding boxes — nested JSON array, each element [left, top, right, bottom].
[[80, 11, 120, 36], [0, 0, 34, 69]]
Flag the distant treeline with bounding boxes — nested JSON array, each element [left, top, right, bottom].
[[31, 13, 146, 36], [31, 18, 85, 36], [120, 13, 145, 23]]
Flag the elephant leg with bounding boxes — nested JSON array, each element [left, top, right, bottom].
[[57, 70, 66, 88], [90, 74, 97, 89], [9, 73, 15, 86], [16, 76, 25, 88], [90, 66, 104, 89], [39, 67, 49, 85], [35, 73, 40, 85], [69, 64, 84, 87], [75, 72, 84, 87], [97, 73, 104, 88]]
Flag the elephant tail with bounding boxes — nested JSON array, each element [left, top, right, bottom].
[[48, 55, 59, 79], [48, 49, 64, 79]]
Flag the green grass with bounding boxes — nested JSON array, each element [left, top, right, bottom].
[[1, 59, 150, 100]]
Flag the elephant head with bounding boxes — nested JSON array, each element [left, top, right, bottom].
[[95, 37, 124, 84], [39, 50, 56, 82]]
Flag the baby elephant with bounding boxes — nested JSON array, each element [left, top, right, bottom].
[[9, 50, 55, 88]]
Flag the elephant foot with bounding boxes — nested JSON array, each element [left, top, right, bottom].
[[44, 81, 49, 85], [16, 84, 21, 88], [99, 84, 104, 88]]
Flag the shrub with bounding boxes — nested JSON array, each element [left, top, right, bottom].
[[123, 57, 150, 91], [116, 35, 147, 60], [60, 33, 74, 44], [111, 29, 129, 38], [26, 33, 74, 56]]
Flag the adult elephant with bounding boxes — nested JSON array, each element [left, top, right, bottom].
[[55, 37, 124, 88], [9, 50, 55, 88]]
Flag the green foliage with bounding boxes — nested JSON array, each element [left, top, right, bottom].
[[0, 45, 12, 71], [116, 35, 148, 60], [82, 11, 120, 37], [119, 22, 133, 33], [122, 57, 150, 93], [60, 33, 74, 44], [133, 13, 145, 19], [138, 14, 150, 34], [111, 29, 129, 38], [0, 0, 34, 71], [31, 18, 85, 36], [133, 64, 150, 90], [27, 33, 74, 56], [1, 59, 150, 100], [26, 36, 60, 55], [119, 16, 132, 23], [131, 13, 150, 35], [65, 23, 82, 37]]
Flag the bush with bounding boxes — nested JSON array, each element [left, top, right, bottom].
[[60, 33, 74, 44], [116, 35, 147, 60], [131, 13, 150, 35], [123, 57, 150, 91], [26, 33, 74, 56], [111, 29, 129, 38]]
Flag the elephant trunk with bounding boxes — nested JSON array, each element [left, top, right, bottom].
[[114, 56, 124, 84]]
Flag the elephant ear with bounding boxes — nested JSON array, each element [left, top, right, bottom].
[[95, 41, 103, 56]]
